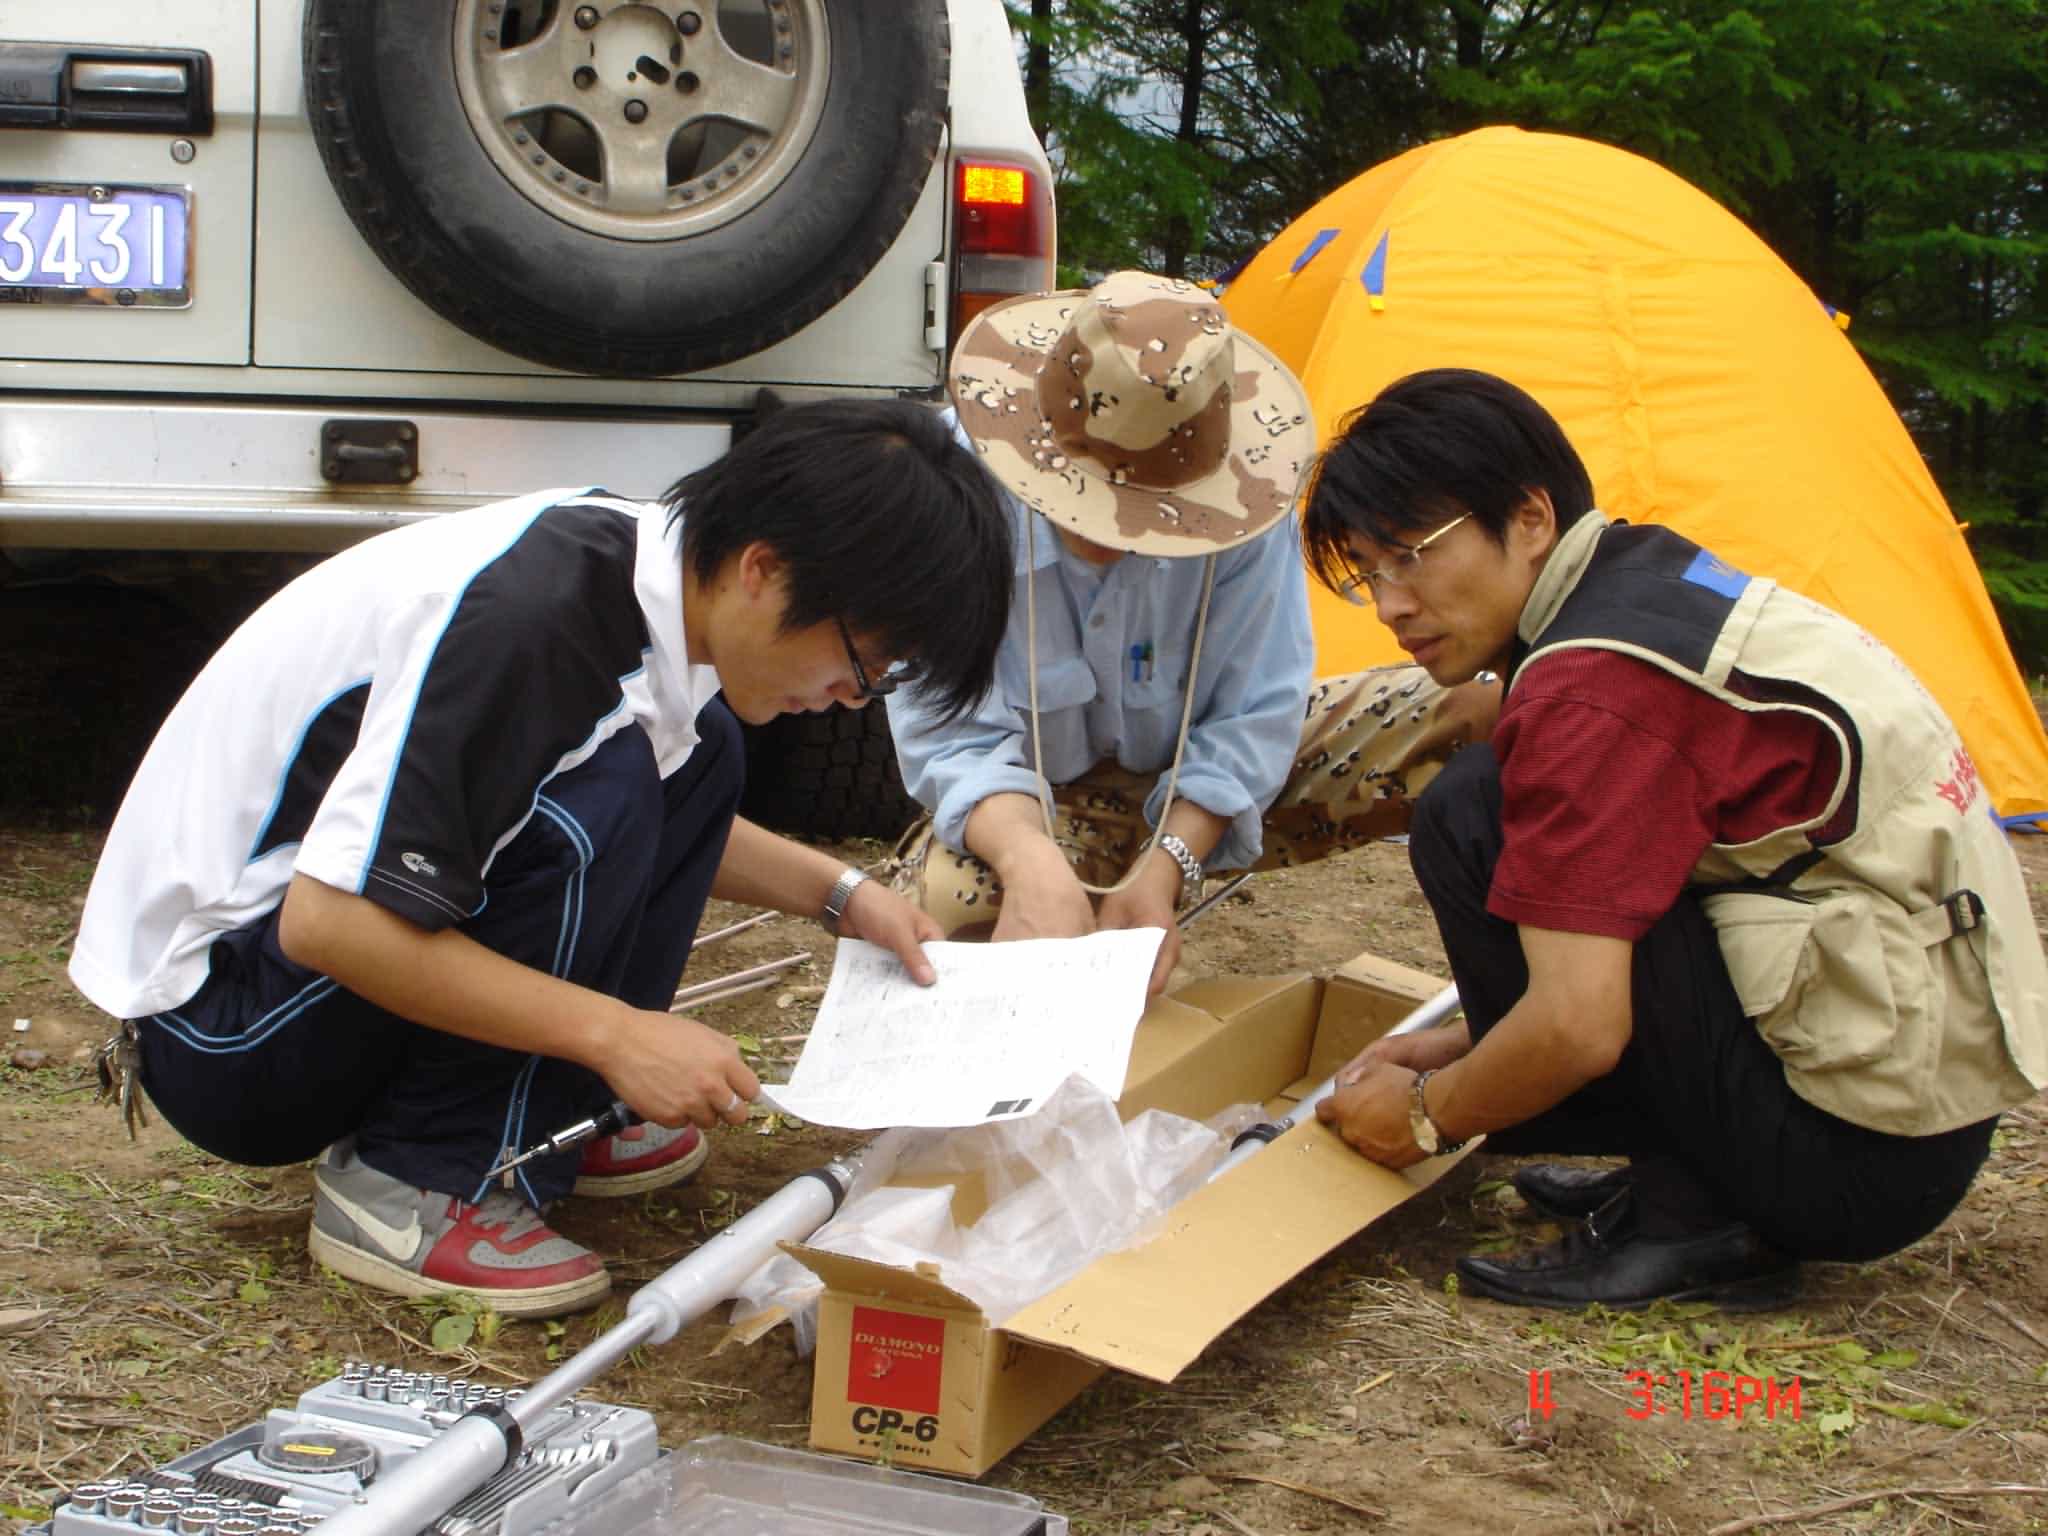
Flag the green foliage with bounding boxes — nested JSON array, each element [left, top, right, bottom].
[[403, 1290, 503, 1358], [1440, 8, 1804, 207]]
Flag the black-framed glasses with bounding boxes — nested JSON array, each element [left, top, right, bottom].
[[1336, 512, 1474, 607], [836, 617, 908, 699]]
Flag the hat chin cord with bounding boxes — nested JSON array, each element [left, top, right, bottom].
[[1026, 538, 1218, 897]]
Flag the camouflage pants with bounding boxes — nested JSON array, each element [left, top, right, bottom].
[[893, 664, 1499, 936]]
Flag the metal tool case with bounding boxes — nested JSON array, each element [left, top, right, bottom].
[[36, 1364, 1068, 1536]]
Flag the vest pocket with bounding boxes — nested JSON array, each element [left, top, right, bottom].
[[1702, 887, 1931, 1072]]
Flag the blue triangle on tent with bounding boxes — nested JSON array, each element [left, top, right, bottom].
[[1290, 228, 1340, 273], [1360, 231, 1391, 296]]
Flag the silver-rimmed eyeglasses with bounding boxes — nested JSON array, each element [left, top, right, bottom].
[[1336, 512, 1474, 606]]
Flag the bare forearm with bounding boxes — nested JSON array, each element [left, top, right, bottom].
[[708, 815, 943, 983], [1317, 929, 1630, 1168], [1425, 931, 1632, 1141], [963, 790, 1067, 879], [1422, 1009, 1598, 1140], [709, 815, 843, 918], [277, 874, 626, 1072], [278, 873, 757, 1127]]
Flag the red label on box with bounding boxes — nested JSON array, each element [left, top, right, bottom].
[[847, 1306, 945, 1415]]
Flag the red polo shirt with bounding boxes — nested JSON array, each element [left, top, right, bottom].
[[1487, 649, 1850, 940]]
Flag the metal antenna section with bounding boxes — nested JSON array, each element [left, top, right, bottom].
[[316, 1149, 868, 1536], [1177, 871, 1252, 929], [1206, 982, 1463, 1184]]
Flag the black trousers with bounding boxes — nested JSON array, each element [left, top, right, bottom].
[[137, 700, 744, 1207], [1411, 744, 1994, 1261]]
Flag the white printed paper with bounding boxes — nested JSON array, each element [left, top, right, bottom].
[[759, 928, 1165, 1129]]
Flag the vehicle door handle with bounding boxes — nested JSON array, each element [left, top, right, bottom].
[[0, 43, 214, 134]]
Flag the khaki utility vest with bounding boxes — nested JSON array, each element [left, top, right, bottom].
[[1513, 514, 2048, 1136]]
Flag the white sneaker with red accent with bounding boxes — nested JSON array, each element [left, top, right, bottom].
[[573, 1122, 710, 1198], [308, 1142, 610, 1319]]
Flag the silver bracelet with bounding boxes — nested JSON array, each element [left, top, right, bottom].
[[820, 868, 869, 935], [1155, 833, 1204, 911]]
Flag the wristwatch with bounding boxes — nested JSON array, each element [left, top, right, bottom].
[[1154, 833, 1204, 911], [1408, 1069, 1467, 1156], [820, 868, 869, 936]]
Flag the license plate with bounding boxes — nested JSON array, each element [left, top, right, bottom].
[[0, 183, 191, 307]]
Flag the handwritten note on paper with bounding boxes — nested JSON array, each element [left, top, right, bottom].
[[759, 928, 1166, 1129]]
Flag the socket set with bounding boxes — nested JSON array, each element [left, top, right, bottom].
[[40, 1363, 658, 1536]]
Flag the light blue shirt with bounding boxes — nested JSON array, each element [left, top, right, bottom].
[[887, 492, 1316, 871]]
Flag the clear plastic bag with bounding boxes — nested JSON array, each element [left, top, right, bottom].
[[729, 1077, 1262, 1355]]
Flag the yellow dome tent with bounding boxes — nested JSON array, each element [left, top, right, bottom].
[[1224, 126, 2048, 822]]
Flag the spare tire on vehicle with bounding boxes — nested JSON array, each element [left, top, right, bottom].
[[303, 0, 948, 376], [739, 704, 920, 842]]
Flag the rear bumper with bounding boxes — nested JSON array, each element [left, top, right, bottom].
[[0, 396, 735, 550]]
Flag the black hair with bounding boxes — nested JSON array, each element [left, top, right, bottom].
[[1301, 368, 1596, 594], [664, 398, 1012, 721]]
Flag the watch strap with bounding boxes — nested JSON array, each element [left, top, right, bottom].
[[1410, 1069, 1467, 1156], [820, 868, 869, 936], [1155, 833, 1203, 910]]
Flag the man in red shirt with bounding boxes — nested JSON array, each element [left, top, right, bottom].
[[1300, 368, 2045, 1310]]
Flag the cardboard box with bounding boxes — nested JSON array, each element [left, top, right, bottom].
[[787, 950, 1472, 1477]]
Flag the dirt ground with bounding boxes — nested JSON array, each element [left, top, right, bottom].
[[4, 816, 2047, 1536]]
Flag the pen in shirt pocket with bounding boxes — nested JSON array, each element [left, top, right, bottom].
[[1130, 641, 1154, 683]]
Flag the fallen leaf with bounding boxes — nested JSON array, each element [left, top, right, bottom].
[[0, 1307, 54, 1335]]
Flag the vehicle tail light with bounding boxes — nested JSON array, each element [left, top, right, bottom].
[[948, 158, 1053, 355]]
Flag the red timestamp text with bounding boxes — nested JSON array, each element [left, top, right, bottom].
[[1625, 1369, 1802, 1422], [1526, 1369, 1802, 1422]]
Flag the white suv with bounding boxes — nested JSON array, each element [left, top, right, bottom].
[[0, 0, 1053, 833]]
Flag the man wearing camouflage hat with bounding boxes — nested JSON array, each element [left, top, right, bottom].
[[887, 270, 1499, 990]]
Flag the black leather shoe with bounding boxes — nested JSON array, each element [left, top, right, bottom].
[[1457, 1194, 1798, 1312], [1510, 1162, 1632, 1220]]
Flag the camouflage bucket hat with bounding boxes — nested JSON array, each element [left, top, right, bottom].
[[948, 270, 1317, 556]]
